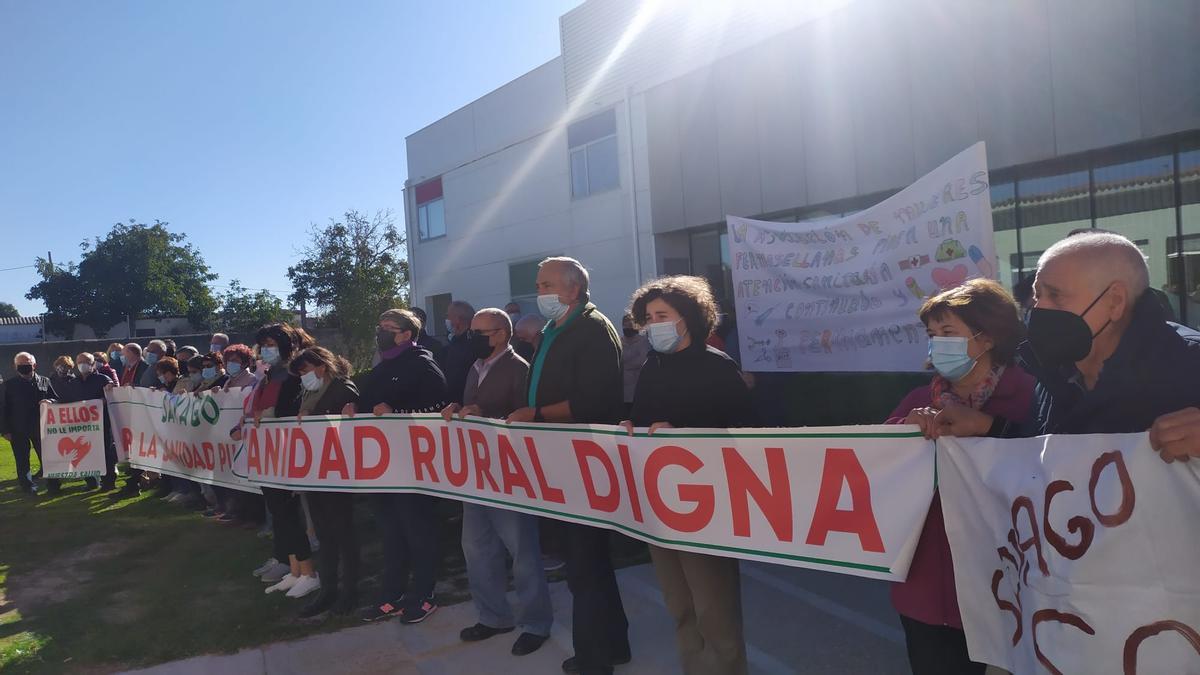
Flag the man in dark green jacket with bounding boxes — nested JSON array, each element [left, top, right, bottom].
[[507, 257, 628, 675]]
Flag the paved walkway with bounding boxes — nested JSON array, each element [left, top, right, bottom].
[[123, 563, 908, 674]]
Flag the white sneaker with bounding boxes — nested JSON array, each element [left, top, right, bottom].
[[285, 574, 320, 599], [252, 558, 280, 577], [265, 574, 299, 594]]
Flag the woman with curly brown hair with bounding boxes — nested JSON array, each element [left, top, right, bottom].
[[621, 275, 754, 675]]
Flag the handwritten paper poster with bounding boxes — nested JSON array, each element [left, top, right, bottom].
[[727, 142, 997, 372]]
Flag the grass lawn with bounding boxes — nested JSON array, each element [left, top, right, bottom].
[[0, 438, 649, 673]]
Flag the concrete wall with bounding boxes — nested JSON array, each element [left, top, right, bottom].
[[643, 0, 1200, 232]]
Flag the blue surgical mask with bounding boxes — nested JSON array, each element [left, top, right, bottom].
[[158, 374, 168, 385], [110, 351, 121, 362], [537, 293, 569, 321], [300, 370, 322, 391], [226, 362, 242, 375], [202, 366, 217, 380], [444, 318, 455, 335], [260, 346, 280, 365], [928, 335, 981, 382], [646, 320, 684, 353], [145, 352, 160, 365]]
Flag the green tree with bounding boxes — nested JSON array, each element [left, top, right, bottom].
[[215, 280, 293, 335], [0, 301, 21, 318], [288, 209, 409, 366], [26, 220, 219, 338]]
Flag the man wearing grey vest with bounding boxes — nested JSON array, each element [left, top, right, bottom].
[[442, 308, 552, 658]]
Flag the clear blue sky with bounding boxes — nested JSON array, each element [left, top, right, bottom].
[[0, 0, 579, 316]]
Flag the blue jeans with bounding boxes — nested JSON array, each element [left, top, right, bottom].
[[462, 503, 553, 636]]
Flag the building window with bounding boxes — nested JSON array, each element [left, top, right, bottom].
[[415, 177, 446, 241], [509, 256, 561, 309], [568, 109, 619, 199], [426, 293, 453, 338]]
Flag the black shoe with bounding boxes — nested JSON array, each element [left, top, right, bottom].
[[460, 623, 515, 642], [44, 483, 61, 496], [511, 632, 548, 656], [561, 652, 631, 673], [399, 599, 438, 625], [18, 483, 35, 496], [299, 590, 337, 619], [359, 599, 404, 622], [84, 477, 99, 490], [100, 478, 117, 492], [561, 657, 615, 675]]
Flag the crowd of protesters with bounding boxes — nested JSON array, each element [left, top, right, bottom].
[[4, 231, 1200, 675]]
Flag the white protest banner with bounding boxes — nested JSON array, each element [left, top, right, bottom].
[[727, 142, 997, 372], [239, 415, 933, 580], [938, 434, 1200, 674], [106, 386, 259, 493], [39, 399, 107, 479]]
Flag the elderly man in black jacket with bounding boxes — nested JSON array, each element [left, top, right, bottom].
[[932, 232, 1200, 458], [2, 352, 57, 494], [506, 257, 629, 675]]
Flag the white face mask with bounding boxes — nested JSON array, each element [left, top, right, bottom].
[[537, 293, 569, 321], [646, 319, 684, 353], [78, 363, 93, 375], [300, 370, 322, 391], [445, 318, 455, 335]]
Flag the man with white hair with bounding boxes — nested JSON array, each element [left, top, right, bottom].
[[507, 257, 629, 675], [934, 231, 1200, 461], [138, 339, 167, 388], [1, 352, 56, 494], [209, 332, 230, 355]]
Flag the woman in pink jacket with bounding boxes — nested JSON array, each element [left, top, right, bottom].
[[885, 278, 1034, 675]]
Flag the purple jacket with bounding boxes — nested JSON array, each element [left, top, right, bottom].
[[885, 365, 1034, 628]]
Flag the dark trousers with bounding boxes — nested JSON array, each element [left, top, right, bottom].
[[310, 491, 359, 596], [103, 438, 117, 481], [10, 433, 43, 488], [263, 487, 312, 562], [899, 615, 986, 675], [370, 493, 439, 610], [566, 523, 630, 670]]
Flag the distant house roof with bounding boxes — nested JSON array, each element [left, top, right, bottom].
[[0, 316, 42, 326]]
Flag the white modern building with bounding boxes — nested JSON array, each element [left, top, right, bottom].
[[405, 0, 1200, 343]]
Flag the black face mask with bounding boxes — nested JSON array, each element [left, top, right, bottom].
[[376, 328, 398, 352], [471, 333, 495, 360], [1026, 285, 1112, 367], [17, 364, 33, 377], [513, 339, 535, 362]]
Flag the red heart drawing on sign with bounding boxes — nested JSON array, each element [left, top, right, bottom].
[[57, 435, 92, 468], [931, 264, 969, 290]]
